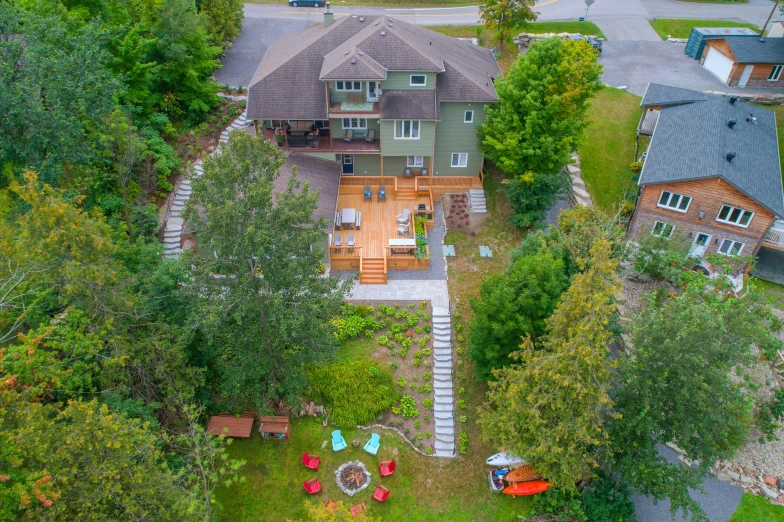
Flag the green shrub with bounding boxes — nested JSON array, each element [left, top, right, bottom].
[[391, 395, 419, 418], [390, 362, 398, 370], [423, 372, 432, 382], [629, 161, 642, 173], [305, 359, 398, 427], [413, 357, 422, 367], [424, 415, 430, 423], [423, 398, 433, 409], [415, 326, 423, 334], [458, 432, 468, 453], [396, 377, 407, 388], [331, 305, 381, 341], [414, 420, 421, 429], [425, 431, 431, 439], [581, 474, 636, 522], [424, 447, 433, 455], [418, 383, 432, 394], [457, 399, 466, 409], [402, 338, 412, 349], [378, 335, 389, 346], [530, 488, 586, 522]]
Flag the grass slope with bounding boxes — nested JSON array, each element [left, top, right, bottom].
[[649, 18, 759, 40], [768, 105, 784, 180], [577, 88, 643, 213], [730, 493, 784, 522], [428, 21, 605, 40]]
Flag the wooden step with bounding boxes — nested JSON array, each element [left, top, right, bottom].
[[396, 189, 417, 200], [360, 257, 387, 284]]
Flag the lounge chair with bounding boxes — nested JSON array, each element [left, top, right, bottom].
[[397, 224, 409, 236], [372, 485, 390, 503], [396, 208, 411, 224], [377, 186, 386, 202], [331, 430, 347, 452], [303, 478, 322, 494], [302, 453, 320, 471], [364, 185, 371, 201], [347, 233, 355, 252], [334, 233, 342, 247], [379, 460, 396, 477], [364, 129, 376, 143], [363, 433, 380, 455], [343, 129, 353, 143]]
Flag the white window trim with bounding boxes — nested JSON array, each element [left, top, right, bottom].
[[394, 120, 420, 140], [651, 221, 674, 239], [715, 204, 754, 228], [342, 118, 368, 130], [410, 74, 427, 86], [451, 153, 468, 168], [464, 110, 474, 123], [335, 81, 362, 92], [718, 239, 744, 256], [407, 156, 424, 168], [769, 65, 783, 82], [656, 190, 692, 213]]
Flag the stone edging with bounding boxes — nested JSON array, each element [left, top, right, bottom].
[[356, 424, 435, 458]]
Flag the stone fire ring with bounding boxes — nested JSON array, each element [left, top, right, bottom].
[[335, 460, 372, 496]]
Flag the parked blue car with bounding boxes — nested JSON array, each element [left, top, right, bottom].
[[289, 0, 325, 7]]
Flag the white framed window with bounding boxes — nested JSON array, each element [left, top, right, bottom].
[[464, 110, 474, 123], [716, 204, 754, 228], [769, 65, 783, 82], [407, 156, 424, 168], [270, 120, 286, 129], [652, 221, 674, 238], [410, 74, 426, 86], [335, 81, 362, 92], [342, 118, 367, 130], [394, 120, 420, 139], [657, 190, 692, 213], [451, 153, 468, 168], [718, 239, 744, 256]]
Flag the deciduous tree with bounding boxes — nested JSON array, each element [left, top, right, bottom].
[[477, 0, 537, 52]]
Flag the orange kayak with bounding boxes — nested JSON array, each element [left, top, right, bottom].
[[504, 465, 542, 483], [502, 480, 553, 496]]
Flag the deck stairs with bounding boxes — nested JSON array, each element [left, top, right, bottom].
[[469, 189, 487, 213], [359, 257, 387, 284], [395, 179, 417, 201]]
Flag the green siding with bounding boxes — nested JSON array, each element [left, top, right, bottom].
[[330, 117, 380, 140], [351, 154, 382, 176], [302, 152, 339, 161], [381, 72, 436, 91], [380, 120, 435, 156], [329, 81, 366, 103], [382, 156, 431, 176], [433, 102, 486, 176]]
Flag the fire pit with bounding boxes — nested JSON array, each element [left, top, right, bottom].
[[335, 461, 372, 496]]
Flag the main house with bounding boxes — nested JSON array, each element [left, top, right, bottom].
[[246, 11, 500, 178], [631, 84, 784, 276]]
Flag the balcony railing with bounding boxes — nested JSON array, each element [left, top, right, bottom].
[[764, 227, 784, 251], [262, 128, 380, 153]]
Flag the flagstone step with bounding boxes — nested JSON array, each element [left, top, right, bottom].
[[435, 440, 455, 453], [433, 380, 452, 390], [433, 341, 451, 349], [432, 307, 450, 317]]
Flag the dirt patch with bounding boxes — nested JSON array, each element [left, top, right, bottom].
[[442, 192, 487, 236], [349, 300, 436, 455]]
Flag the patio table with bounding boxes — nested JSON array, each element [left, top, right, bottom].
[[342, 208, 356, 230]]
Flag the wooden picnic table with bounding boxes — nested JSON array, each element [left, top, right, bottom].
[[342, 208, 356, 229]]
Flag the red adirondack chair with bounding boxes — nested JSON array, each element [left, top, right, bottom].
[[350, 502, 367, 517], [303, 478, 322, 495], [323, 499, 338, 511], [372, 485, 390, 503], [379, 460, 396, 477], [302, 453, 320, 471]]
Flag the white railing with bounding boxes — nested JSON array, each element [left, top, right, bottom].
[[764, 228, 784, 248]]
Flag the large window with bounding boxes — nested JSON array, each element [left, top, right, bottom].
[[464, 110, 474, 123], [652, 221, 674, 238], [394, 120, 420, 139], [718, 239, 744, 256], [657, 190, 692, 213], [342, 118, 367, 130], [410, 75, 427, 86], [451, 153, 468, 168], [769, 65, 783, 82], [716, 204, 754, 228], [335, 81, 362, 91], [407, 156, 424, 168]]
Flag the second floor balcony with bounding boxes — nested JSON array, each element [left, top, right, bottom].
[[263, 125, 380, 154]]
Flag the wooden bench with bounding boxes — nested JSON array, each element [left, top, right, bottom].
[[355, 211, 362, 230]]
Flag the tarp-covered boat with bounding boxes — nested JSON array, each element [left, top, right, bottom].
[[486, 452, 526, 467]]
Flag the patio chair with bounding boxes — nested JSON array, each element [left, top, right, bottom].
[[364, 185, 372, 201], [347, 233, 355, 254], [363, 433, 380, 455], [396, 208, 411, 224], [333, 233, 342, 247], [303, 478, 322, 495], [404, 168, 413, 178], [323, 499, 338, 511], [350, 503, 367, 517], [302, 453, 320, 471], [397, 224, 409, 236], [343, 129, 353, 143], [379, 460, 396, 477], [377, 185, 386, 202], [420, 169, 429, 176], [364, 129, 376, 143], [331, 430, 347, 452], [372, 485, 390, 503]]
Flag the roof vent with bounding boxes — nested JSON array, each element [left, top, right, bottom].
[[729, 96, 738, 104], [728, 119, 737, 129], [358, 51, 364, 56], [760, 37, 766, 43], [388, 23, 393, 27], [747, 113, 757, 124], [726, 152, 736, 162], [350, 59, 356, 64], [344, 51, 349, 55], [429, 41, 432, 45], [359, 17, 365, 22], [375, 21, 379, 26], [381, 31, 386, 36]]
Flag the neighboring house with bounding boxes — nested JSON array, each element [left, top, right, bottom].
[[631, 84, 783, 274], [769, 21, 784, 38], [246, 11, 500, 177], [699, 36, 784, 87]]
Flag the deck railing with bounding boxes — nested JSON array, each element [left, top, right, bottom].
[[764, 228, 784, 250]]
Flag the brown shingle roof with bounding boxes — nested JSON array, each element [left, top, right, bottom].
[[207, 416, 254, 438], [274, 153, 340, 232], [380, 90, 438, 120], [321, 49, 387, 80]]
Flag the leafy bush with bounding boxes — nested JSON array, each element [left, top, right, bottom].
[[396, 377, 407, 388], [423, 372, 432, 382], [629, 161, 642, 173], [391, 395, 419, 418], [423, 398, 433, 409], [418, 383, 432, 394], [424, 447, 433, 455], [414, 420, 421, 429], [581, 474, 635, 522], [458, 432, 468, 454], [425, 432, 431, 439], [305, 359, 398, 427], [530, 487, 587, 522], [331, 306, 381, 341]]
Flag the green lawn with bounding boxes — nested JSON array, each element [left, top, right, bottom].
[[427, 21, 605, 40], [577, 87, 643, 213], [730, 493, 784, 522], [749, 277, 784, 310], [648, 18, 759, 40], [768, 105, 784, 180]]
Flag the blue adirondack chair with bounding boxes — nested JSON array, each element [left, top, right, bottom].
[[332, 430, 347, 452], [364, 433, 380, 456]]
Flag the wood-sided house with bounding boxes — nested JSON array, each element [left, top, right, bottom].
[[631, 84, 784, 276], [700, 36, 784, 88]]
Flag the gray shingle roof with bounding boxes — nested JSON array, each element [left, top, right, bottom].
[[640, 85, 784, 217], [380, 90, 438, 120], [726, 36, 784, 64], [247, 15, 500, 120], [275, 153, 340, 232], [641, 83, 712, 107]]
